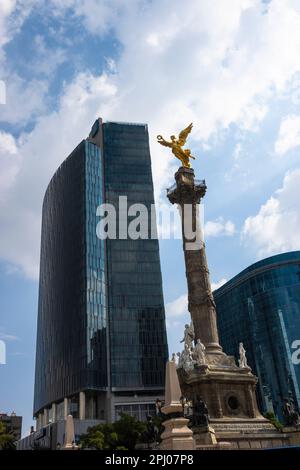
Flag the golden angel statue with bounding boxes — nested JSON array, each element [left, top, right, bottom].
[[157, 123, 196, 168]]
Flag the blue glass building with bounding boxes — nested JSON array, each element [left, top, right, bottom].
[[214, 251, 300, 420], [34, 119, 168, 427]]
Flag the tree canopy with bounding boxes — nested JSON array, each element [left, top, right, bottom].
[[79, 413, 147, 450], [0, 422, 16, 450]]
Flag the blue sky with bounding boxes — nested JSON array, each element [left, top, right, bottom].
[[1, 0, 300, 437]]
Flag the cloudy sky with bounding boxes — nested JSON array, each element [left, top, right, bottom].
[[1, 0, 300, 436]]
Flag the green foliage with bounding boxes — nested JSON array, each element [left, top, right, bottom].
[[0, 422, 16, 450], [113, 413, 146, 450], [80, 429, 105, 450], [264, 411, 283, 430], [79, 413, 147, 450], [151, 414, 164, 443]]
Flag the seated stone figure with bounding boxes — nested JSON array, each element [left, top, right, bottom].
[[283, 397, 300, 426], [192, 395, 210, 427]]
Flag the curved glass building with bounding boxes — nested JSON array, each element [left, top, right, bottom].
[[34, 119, 168, 428], [214, 252, 300, 420]]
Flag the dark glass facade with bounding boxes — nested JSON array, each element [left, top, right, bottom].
[[103, 123, 167, 390], [34, 120, 168, 419], [214, 252, 300, 420]]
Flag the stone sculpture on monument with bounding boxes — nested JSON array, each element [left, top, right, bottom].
[[193, 339, 206, 366], [180, 322, 195, 349], [238, 342, 250, 369]]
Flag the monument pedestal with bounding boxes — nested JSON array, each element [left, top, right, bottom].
[[282, 425, 300, 446], [160, 417, 195, 451], [192, 425, 218, 445], [159, 360, 195, 451], [62, 415, 78, 450]]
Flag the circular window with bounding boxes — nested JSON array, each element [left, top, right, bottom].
[[227, 396, 239, 410]]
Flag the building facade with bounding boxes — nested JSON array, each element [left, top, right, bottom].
[[214, 251, 300, 421], [34, 118, 168, 430], [0, 412, 22, 441]]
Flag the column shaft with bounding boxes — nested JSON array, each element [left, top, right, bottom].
[[167, 167, 222, 354], [52, 403, 57, 423], [79, 391, 86, 420], [64, 397, 68, 419]]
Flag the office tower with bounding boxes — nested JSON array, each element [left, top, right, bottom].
[[34, 118, 168, 430], [214, 251, 300, 420]]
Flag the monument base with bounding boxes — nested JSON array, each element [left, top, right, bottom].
[[178, 364, 291, 449], [192, 424, 217, 445], [282, 425, 300, 446], [160, 417, 195, 451]]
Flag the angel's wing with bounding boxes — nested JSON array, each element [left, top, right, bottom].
[[157, 135, 173, 148], [177, 123, 193, 146]]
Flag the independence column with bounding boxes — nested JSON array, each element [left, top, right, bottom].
[[167, 166, 222, 355]]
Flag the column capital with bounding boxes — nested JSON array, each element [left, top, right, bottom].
[[167, 167, 206, 205]]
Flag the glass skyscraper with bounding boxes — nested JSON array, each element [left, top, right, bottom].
[[34, 118, 168, 428], [214, 251, 300, 421]]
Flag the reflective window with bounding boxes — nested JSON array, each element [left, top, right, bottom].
[[215, 253, 300, 420]]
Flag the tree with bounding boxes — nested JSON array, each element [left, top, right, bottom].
[[79, 413, 147, 450], [113, 413, 146, 450], [0, 422, 16, 450], [80, 429, 105, 450], [264, 411, 283, 431]]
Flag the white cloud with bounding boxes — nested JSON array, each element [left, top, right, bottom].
[[0, 2, 50, 125], [28, 35, 67, 78], [0, 75, 48, 125], [0, 71, 117, 278], [0, 130, 17, 154], [0, 0, 38, 51], [233, 143, 242, 161], [205, 217, 235, 237], [0, 328, 19, 341], [47, 0, 300, 139], [165, 294, 188, 319], [242, 168, 300, 256], [0, 131, 20, 201], [0, 0, 16, 48], [2, 0, 300, 277], [275, 114, 300, 155]]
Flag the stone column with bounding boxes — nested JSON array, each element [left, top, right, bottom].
[[52, 403, 57, 423], [37, 413, 42, 431], [64, 398, 69, 419], [43, 408, 49, 427], [167, 167, 222, 354], [79, 391, 86, 420], [213, 383, 223, 418], [159, 359, 195, 450], [38, 412, 42, 429], [86, 395, 96, 420], [63, 415, 78, 450], [246, 385, 256, 418]]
